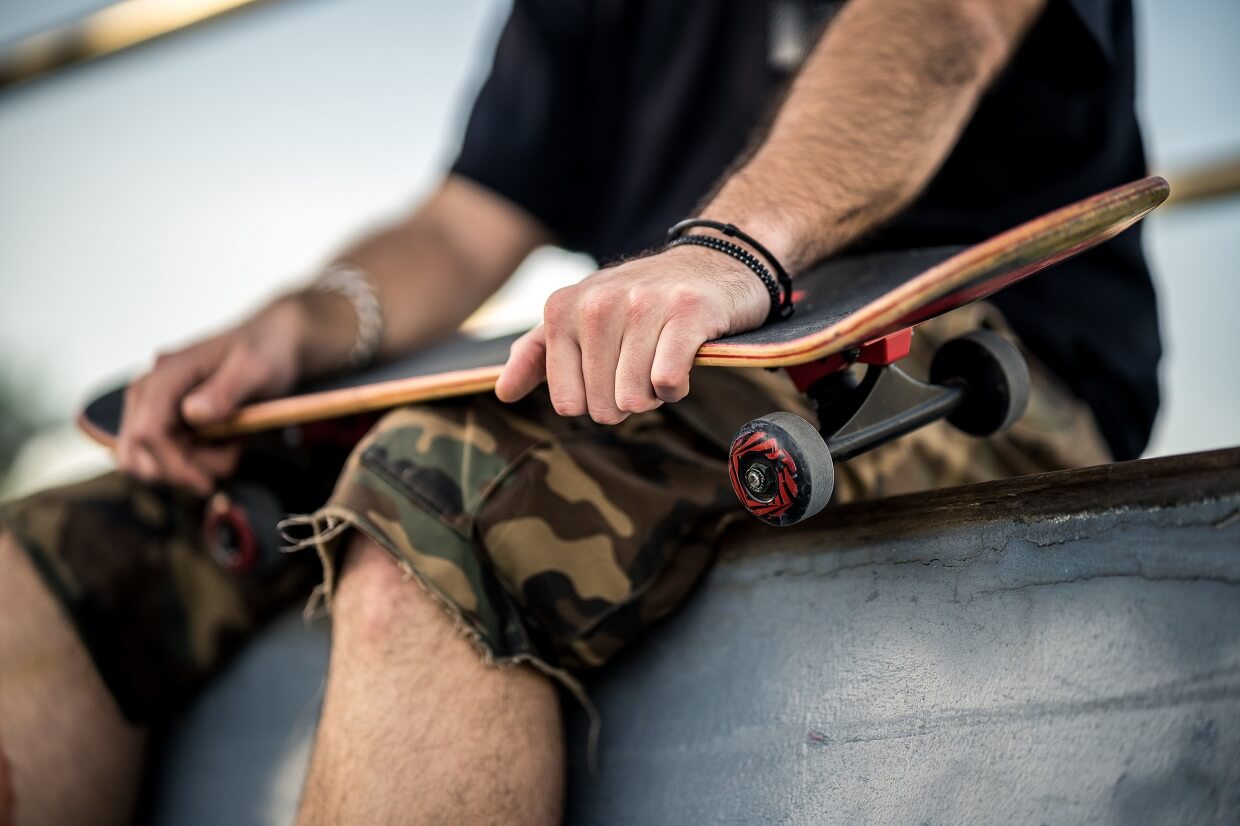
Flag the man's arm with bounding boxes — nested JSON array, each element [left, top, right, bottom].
[[116, 175, 546, 493], [294, 175, 550, 374], [496, 0, 1047, 421], [706, 0, 1046, 270]]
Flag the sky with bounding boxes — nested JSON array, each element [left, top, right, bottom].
[[0, 0, 1237, 496]]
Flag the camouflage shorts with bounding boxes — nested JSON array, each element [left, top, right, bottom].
[[0, 303, 1110, 721]]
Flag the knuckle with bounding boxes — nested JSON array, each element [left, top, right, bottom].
[[588, 405, 625, 425], [550, 395, 585, 418], [580, 295, 615, 325], [544, 288, 576, 326], [615, 390, 653, 414], [127, 416, 156, 440], [651, 369, 689, 398], [668, 285, 706, 314], [624, 286, 659, 318]]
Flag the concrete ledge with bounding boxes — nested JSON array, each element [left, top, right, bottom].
[[565, 448, 1240, 824], [724, 447, 1240, 554]]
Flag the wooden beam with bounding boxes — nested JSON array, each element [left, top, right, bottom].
[[0, 0, 276, 90], [1163, 151, 1240, 207]]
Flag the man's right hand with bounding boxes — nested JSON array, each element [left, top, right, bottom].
[[115, 299, 310, 496], [111, 176, 551, 496]]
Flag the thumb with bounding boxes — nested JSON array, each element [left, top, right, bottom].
[[181, 345, 270, 425], [495, 327, 547, 403]]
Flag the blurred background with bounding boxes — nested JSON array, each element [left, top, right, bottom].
[[1, 0, 1238, 500]]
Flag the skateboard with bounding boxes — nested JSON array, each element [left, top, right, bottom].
[[80, 176, 1168, 550]]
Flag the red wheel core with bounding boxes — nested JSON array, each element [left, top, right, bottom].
[[729, 429, 802, 520], [204, 493, 258, 573]]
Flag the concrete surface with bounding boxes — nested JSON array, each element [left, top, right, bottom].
[[149, 449, 1240, 824], [564, 450, 1240, 824], [143, 611, 327, 824]]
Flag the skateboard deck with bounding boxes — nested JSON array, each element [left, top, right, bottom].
[[80, 176, 1168, 447]]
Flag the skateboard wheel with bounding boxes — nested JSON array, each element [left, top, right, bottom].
[[204, 483, 284, 574], [930, 330, 1030, 436], [728, 411, 833, 527]]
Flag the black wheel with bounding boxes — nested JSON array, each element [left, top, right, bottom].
[[203, 482, 284, 574], [728, 411, 833, 527], [930, 329, 1030, 437]]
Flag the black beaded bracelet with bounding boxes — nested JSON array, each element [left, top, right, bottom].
[[666, 219, 794, 323]]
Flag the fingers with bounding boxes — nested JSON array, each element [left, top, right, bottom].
[[188, 442, 243, 479], [118, 352, 205, 482], [650, 317, 704, 403], [543, 290, 588, 418], [503, 249, 749, 423], [495, 327, 548, 403], [535, 279, 710, 423], [181, 343, 274, 425], [144, 438, 216, 496], [130, 440, 239, 498], [578, 298, 627, 424], [614, 297, 667, 416], [116, 340, 240, 495]]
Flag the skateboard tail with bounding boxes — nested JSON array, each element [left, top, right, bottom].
[[694, 176, 1169, 367]]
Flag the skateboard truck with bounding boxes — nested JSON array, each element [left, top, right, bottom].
[[729, 329, 1030, 527]]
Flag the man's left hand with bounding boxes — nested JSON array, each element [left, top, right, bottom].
[[495, 244, 770, 423]]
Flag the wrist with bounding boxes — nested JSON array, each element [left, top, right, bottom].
[[263, 262, 385, 378], [665, 219, 793, 323], [700, 167, 838, 272], [258, 291, 357, 380]]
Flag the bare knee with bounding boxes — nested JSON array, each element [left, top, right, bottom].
[[332, 535, 441, 655], [303, 535, 564, 826]]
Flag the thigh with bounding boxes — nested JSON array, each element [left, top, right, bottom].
[[0, 531, 148, 826], [284, 367, 810, 686], [0, 467, 321, 722]]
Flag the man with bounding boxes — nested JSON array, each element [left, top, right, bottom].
[[0, 0, 1158, 822]]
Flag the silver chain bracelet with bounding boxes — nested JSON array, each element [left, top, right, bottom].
[[311, 263, 384, 369]]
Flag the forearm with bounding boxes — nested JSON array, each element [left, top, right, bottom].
[[705, 0, 1046, 272], [270, 176, 548, 378]]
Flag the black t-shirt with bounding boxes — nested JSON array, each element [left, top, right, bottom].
[[451, 0, 1161, 460]]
